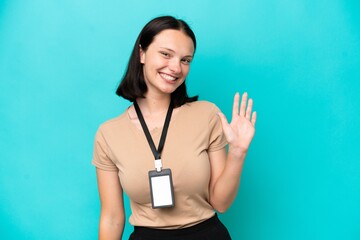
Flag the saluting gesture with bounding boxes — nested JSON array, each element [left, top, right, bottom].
[[218, 92, 257, 154]]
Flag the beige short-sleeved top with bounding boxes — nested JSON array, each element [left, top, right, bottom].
[[92, 101, 227, 229]]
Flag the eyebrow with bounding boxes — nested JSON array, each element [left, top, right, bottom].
[[159, 47, 193, 58]]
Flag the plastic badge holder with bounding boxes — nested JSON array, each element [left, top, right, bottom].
[[148, 168, 175, 208]]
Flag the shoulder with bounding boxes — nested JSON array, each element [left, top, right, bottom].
[[96, 111, 129, 135], [182, 100, 220, 115]]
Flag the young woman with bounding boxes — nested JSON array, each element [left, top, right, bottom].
[[92, 16, 256, 240]]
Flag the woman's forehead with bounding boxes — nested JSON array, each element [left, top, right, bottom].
[[151, 29, 194, 54]]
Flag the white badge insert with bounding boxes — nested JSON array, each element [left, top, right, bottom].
[[148, 166, 175, 208]]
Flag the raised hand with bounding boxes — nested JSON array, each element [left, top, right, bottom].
[[218, 92, 257, 155]]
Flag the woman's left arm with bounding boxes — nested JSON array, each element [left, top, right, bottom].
[[208, 92, 257, 213]]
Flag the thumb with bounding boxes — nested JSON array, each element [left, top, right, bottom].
[[217, 112, 234, 143], [217, 112, 229, 129]]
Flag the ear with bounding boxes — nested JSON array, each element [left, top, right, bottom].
[[139, 45, 145, 64]]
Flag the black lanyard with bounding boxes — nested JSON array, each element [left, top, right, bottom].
[[133, 101, 173, 160]]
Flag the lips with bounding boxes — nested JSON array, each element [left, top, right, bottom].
[[159, 72, 178, 81]]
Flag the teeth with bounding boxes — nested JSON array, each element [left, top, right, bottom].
[[160, 73, 177, 81]]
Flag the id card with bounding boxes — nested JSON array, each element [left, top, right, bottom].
[[148, 168, 175, 208]]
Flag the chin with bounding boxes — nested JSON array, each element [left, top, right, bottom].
[[161, 89, 177, 95], [160, 85, 181, 94]]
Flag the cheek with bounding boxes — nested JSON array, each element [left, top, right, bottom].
[[182, 65, 191, 76], [150, 57, 168, 70], [144, 60, 160, 74]]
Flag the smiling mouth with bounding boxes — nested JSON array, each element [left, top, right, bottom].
[[159, 73, 178, 81]]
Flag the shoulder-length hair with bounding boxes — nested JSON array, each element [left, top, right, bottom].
[[116, 16, 198, 107]]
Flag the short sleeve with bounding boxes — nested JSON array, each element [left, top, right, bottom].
[[92, 128, 118, 171], [208, 105, 228, 152]]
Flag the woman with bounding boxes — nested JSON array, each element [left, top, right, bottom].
[[92, 16, 256, 240]]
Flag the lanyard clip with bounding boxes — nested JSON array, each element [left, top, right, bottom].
[[154, 159, 162, 172]]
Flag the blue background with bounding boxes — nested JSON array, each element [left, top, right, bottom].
[[1, 0, 359, 239]]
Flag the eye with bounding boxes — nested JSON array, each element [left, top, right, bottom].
[[181, 58, 192, 65], [159, 51, 171, 58]]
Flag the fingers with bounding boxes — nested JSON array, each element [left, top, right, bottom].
[[246, 98, 253, 121], [232, 92, 256, 126], [232, 92, 240, 119], [239, 92, 248, 117], [251, 111, 257, 127]]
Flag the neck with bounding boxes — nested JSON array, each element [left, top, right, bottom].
[[135, 94, 171, 115]]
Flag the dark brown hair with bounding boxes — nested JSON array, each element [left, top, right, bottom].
[[116, 16, 198, 107]]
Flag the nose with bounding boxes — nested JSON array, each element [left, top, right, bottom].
[[168, 59, 181, 74]]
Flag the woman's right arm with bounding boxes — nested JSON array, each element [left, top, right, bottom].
[[96, 168, 125, 240]]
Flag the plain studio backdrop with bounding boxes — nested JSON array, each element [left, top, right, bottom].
[[0, 1, 359, 239]]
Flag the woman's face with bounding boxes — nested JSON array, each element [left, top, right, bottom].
[[140, 29, 194, 97]]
